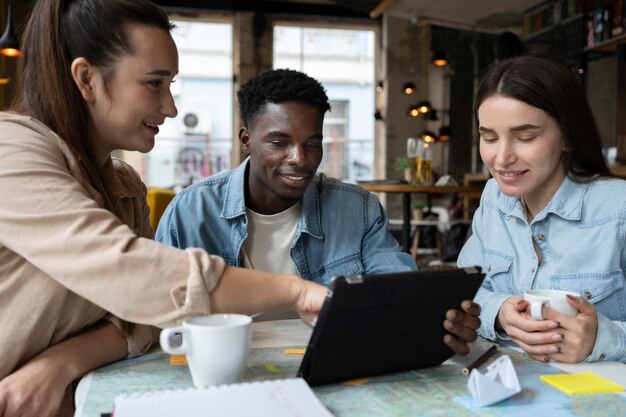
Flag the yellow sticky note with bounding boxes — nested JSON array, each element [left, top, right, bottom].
[[170, 354, 187, 366], [343, 377, 370, 386], [540, 372, 624, 395], [265, 364, 280, 373], [284, 348, 306, 355]]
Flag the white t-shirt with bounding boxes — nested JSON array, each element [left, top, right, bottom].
[[241, 202, 301, 277]]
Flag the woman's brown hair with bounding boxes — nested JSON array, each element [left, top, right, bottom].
[[474, 55, 612, 180], [11, 0, 174, 211]]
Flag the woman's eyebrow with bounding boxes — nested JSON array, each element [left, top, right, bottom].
[[509, 124, 541, 132], [478, 124, 541, 133]]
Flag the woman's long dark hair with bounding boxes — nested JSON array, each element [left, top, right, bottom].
[[11, 0, 174, 212], [474, 55, 612, 180]]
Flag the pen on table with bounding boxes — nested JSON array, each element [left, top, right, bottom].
[[461, 344, 498, 375]]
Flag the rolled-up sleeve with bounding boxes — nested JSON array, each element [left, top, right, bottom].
[[102, 315, 160, 357]]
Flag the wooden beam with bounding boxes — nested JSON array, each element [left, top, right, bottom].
[[369, 0, 396, 19]]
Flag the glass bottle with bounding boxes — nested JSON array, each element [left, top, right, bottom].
[[406, 137, 418, 183], [421, 142, 433, 185]]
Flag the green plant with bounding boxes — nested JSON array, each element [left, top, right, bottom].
[[412, 201, 426, 210], [394, 156, 409, 171]]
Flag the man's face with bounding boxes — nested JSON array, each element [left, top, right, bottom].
[[240, 101, 324, 214]]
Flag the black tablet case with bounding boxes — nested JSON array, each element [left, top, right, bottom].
[[297, 267, 484, 386]]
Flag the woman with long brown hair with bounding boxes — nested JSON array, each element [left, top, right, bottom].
[[459, 55, 625, 364]]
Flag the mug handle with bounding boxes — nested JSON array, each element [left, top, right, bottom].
[[529, 300, 546, 320], [160, 327, 190, 355]]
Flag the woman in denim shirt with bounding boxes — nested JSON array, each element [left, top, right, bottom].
[[458, 56, 626, 363]]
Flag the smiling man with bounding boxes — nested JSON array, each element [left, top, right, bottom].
[[156, 70, 480, 353], [156, 69, 416, 284]]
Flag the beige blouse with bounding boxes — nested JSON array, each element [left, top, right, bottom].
[[0, 112, 225, 377]]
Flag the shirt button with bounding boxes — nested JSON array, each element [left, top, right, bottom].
[[538, 234, 545, 241], [531, 267, 535, 273], [584, 291, 592, 300], [487, 266, 492, 272]]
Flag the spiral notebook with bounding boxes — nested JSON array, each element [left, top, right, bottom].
[[112, 378, 334, 417]]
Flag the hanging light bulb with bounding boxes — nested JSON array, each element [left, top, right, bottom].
[[402, 82, 416, 95], [416, 100, 432, 114], [0, 0, 21, 57], [432, 50, 448, 67], [438, 126, 452, 141], [0, 73, 9, 85], [420, 130, 437, 143]]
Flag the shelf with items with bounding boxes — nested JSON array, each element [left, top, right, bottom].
[[585, 32, 626, 52], [523, 0, 626, 61], [522, 0, 557, 40], [584, 0, 626, 54], [522, 1, 586, 66]]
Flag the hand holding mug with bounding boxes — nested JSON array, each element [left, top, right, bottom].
[[496, 296, 561, 362], [539, 294, 599, 363]]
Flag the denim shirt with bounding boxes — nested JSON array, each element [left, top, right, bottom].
[[458, 176, 626, 362], [156, 159, 416, 285]]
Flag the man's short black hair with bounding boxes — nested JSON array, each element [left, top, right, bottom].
[[237, 68, 331, 128]]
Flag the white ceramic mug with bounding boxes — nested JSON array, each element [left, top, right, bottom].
[[523, 289, 579, 320], [160, 314, 252, 387]]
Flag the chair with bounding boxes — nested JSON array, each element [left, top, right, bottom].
[[410, 206, 450, 266], [146, 187, 176, 231]]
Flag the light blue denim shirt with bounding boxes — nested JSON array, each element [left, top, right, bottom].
[[156, 159, 417, 285], [458, 176, 626, 362]]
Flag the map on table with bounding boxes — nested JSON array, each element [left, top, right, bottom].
[[80, 345, 626, 417]]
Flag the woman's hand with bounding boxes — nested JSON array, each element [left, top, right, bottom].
[[0, 321, 128, 417], [497, 296, 560, 361], [294, 280, 328, 326], [443, 300, 481, 355], [541, 295, 598, 363], [496, 296, 597, 363], [0, 356, 68, 417]]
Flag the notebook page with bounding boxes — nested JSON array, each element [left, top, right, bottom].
[[113, 378, 334, 417]]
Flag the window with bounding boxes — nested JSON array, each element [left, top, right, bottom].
[[273, 25, 375, 182], [121, 19, 233, 189]]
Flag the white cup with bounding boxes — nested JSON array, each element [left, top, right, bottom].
[[160, 314, 252, 387], [523, 289, 579, 320]]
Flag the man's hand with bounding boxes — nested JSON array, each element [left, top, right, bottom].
[[443, 300, 481, 355]]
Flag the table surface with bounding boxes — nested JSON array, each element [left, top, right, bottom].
[[74, 319, 626, 417]]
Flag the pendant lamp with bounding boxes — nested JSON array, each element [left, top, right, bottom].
[[0, 0, 21, 57]]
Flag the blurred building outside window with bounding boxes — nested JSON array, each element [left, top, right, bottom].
[[273, 25, 375, 183]]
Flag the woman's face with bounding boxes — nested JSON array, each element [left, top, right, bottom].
[[87, 24, 178, 162], [478, 95, 568, 216]]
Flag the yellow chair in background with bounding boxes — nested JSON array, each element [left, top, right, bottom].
[[146, 187, 176, 231]]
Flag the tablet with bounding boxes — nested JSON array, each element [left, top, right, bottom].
[[297, 267, 484, 386]]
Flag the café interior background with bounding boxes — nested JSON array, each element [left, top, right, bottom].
[[1, 0, 625, 218]]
